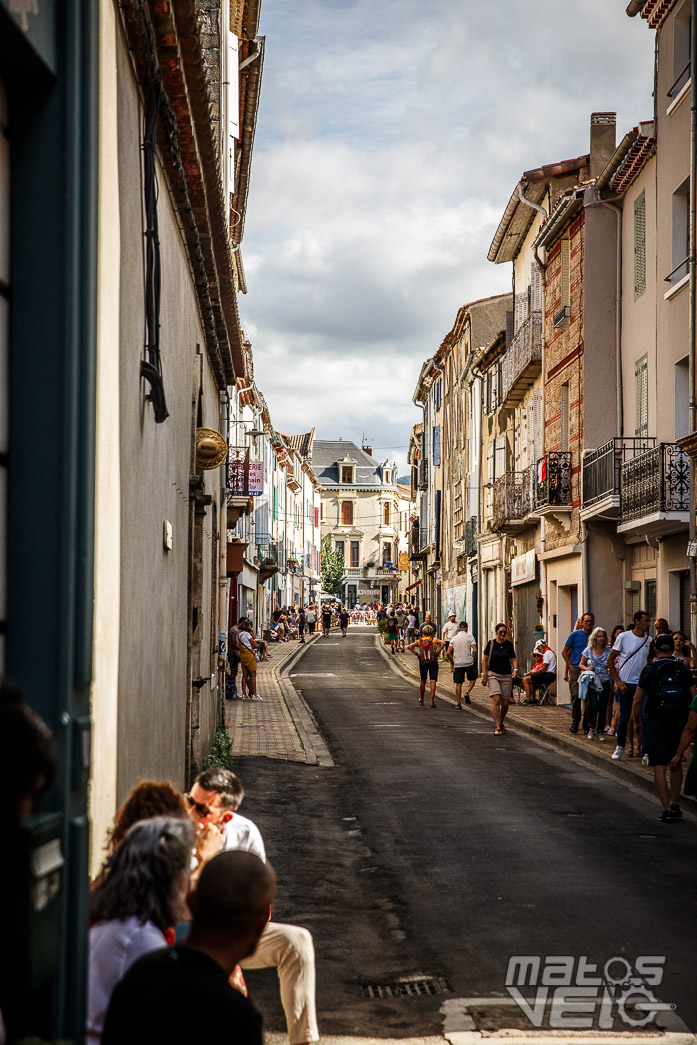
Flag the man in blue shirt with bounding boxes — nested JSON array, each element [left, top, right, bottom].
[[562, 612, 594, 733]]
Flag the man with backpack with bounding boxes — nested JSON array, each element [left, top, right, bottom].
[[632, 632, 696, 822]]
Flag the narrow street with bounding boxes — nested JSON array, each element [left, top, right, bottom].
[[237, 627, 697, 1040]]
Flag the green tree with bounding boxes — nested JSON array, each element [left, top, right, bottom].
[[321, 535, 344, 596]]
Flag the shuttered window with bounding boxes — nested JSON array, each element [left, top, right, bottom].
[[433, 425, 441, 466], [530, 261, 543, 312], [495, 435, 506, 478], [533, 389, 544, 464], [635, 356, 648, 438], [560, 383, 570, 451], [341, 500, 354, 525], [634, 190, 646, 300], [560, 239, 571, 310], [350, 541, 359, 567]]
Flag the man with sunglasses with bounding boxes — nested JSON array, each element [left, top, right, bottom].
[[482, 623, 517, 735], [187, 768, 318, 1045]]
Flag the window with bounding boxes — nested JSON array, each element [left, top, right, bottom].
[[670, 2, 692, 98], [433, 425, 441, 466], [670, 177, 690, 285], [341, 466, 353, 483], [335, 540, 345, 561], [382, 542, 391, 565], [554, 239, 571, 328], [560, 382, 570, 452], [635, 356, 648, 438], [634, 190, 646, 300], [350, 540, 359, 567], [384, 470, 390, 484], [383, 502, 390, 525], [341, 500, 353, 525], [675, 356, 689, 439]]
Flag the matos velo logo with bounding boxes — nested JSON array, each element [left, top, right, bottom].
[[505, 954, 676, 1030]]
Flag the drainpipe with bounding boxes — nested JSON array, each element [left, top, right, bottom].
[[600, 200, 624, 438], [690, 0, 697, 645]]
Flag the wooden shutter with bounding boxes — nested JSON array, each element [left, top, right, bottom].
[[530, 261, 543, 313], [505, 310, 514, 348], [341, 501, 353, 525], [634, 190, 646, 300], [560, 239, 570, 310], [533, 389, 544, 463], [560, 383, 570, 452], [635, 356, 648, 438], [495, 435, 506, 478], [433, 425, 441, 466]]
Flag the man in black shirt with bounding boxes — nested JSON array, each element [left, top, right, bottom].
[[102, 851, 275, 1045], [321, 604, 332, 637]]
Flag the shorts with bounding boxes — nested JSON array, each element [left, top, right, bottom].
[[239, 648, 257, 675], [530, 671, 556, 689], [643, 719, 686, 766], [487, 671, 513, 700], [453, 664, 477, 684], [419, 660, 439, 681]]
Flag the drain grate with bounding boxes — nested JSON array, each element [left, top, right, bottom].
[[363, 975, 450, 999]]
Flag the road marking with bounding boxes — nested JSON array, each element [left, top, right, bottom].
[[290, 672, 337, 677]]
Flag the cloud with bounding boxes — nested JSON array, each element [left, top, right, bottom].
[[239, 0, 655, 474]]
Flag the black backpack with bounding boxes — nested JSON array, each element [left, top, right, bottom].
[[645, 660, 690, 723]]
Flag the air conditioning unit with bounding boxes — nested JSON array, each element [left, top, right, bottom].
[[553, 305, 570, 330]]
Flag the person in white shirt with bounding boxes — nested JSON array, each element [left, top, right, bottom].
[[447, 622, 477, 707], [607, 609, 652, 761], [521, 640, 557, 703], [441, 613, 459, 654], [406, 611, 417, 644], [188, 769, 318, 1045]]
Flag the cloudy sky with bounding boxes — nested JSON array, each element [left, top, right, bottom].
[[239, 0, 655, 476]]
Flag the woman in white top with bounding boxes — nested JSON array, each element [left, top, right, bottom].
[[87, 816, 194, 1044]]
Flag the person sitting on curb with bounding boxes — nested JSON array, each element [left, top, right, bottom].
[[187, 769, 319, 1045], [632, 633, 696, 822], [102, 852, 274, 1045], [407, 625, 445, 708], [447, 621, 477, 708], [520, 640, 556, 704]]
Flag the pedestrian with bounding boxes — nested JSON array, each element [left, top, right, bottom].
[[447, 621, 477, 708], [647, 617, 671, 661], [607, 609, 652, 760], [407, 625, 445, 707], [88, 817, 195, 1045], [306, 605, 316, 634], [297, 606, 306, 643], [672, 630, 696, 668], [419, 611, 433, 636], [338, 605, 350, 637], [521, 639, 557, 704], [385, 611, 398, 654], [579, 627, 612, 740], [101, 851, 274, 1045], [321, 603, 332, 637], [239, 622, 262, 701], [441, 612, 459, 661], [632, 632, 696, 821], [605, 624, 624, 734], [406, 608, 417, 646], [481, 623, 517, 736], [394, 604, 407, 651], [187, 769, 319, 1045], [669, 691, 697, 800], [561, 612, 594, 733]]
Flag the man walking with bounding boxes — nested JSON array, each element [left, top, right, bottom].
[[306, 604, 316, 635], [631, 632, 696, 820], [561, 612, 594, 733], [395, 604, 407, 652], [338, 605, 350, 637], [321, 603, 332, 637], [297, 605, 306, 643], [447, 621, 477, 708], [607, 609, 651, 760], [441, 612, 459, 660]]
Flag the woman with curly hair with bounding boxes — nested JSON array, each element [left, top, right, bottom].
[[87, 816, 194, 1044], [105, 780, 188, 855]]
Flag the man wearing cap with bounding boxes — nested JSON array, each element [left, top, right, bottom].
[[447, 622, 477, 708], [441, 612, 459, 659], [521, 640, 557, 704]]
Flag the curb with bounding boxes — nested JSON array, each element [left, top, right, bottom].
[[273, 634, 335, 768], [376, 636, 697, 816]]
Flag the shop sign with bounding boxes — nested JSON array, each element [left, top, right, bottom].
[[511, 549, 536, 586]]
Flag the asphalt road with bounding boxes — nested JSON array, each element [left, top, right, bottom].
[[236, 626, 697, 1038]]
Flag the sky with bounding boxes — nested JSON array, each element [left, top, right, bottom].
[[239, 0, 656, 477]]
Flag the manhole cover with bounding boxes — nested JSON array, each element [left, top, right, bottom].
[[363, 975, 450, 999]]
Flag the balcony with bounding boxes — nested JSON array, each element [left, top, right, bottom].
[[500, 311, 542, 406], [532, 452, 573, 522], [581, 437, 655, 521], [255, 537, 282, 582], [409, 520, 430, 560], [418, 459, 428, 490], [492, 472, 525, 531], [618, 442, 690, 536]]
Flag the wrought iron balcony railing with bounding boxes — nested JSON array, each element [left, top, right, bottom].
[[582, 437, 655, 507], [492, 472, 525, 529], [255, 536, 283, 566], [501, 311, 542, 406], [620, 442, 690, 523], [534, 452, 573, 510]]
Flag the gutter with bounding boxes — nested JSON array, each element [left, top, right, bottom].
[[625, 0, 648, 13], [595, 130, 639, 192]]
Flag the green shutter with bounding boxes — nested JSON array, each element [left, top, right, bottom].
[[634, 190, 646, 300]]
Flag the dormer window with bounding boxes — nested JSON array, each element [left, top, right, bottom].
[[338, 453, 356, 483], [341, 466, 353, 483], [384, 470, 390, 484]]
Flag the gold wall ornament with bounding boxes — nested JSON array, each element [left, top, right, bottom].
[[195, 428, 228, 469]]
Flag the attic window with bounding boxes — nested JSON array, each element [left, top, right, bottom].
[[384, 470, 390, 483], [341, 466, 353, 483]]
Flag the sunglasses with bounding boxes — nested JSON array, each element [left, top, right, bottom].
[[496, 629, 507, 635], [186, 794, 212, 819]]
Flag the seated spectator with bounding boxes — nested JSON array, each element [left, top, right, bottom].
[[88, 817, 195, 1044], [521, 640, 556, 704], [102, 852, 274, 1045]]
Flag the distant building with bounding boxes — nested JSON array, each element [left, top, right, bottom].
[[313, 440, 399, 605]]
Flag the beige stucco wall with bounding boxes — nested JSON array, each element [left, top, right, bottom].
[[89, 0, 122, 873]]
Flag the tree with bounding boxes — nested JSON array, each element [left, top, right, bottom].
[[321, 535, 344, 596]]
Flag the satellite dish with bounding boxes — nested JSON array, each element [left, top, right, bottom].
[[195, 427, 228, 469]]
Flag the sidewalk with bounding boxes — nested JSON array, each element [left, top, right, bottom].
[[377, 635, 697, 813], [224, 634, 333, 766]]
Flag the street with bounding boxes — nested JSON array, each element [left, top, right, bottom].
[[236, 626, 697, 1039]]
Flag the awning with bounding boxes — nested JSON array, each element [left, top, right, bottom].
[[405, 580, 422, 591]]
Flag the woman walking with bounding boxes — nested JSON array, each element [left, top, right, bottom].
[[481, 624, 517, 735], [407, 625, 445, 707], [579, 626, 612, 740]]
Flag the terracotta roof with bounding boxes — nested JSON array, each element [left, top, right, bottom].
[[284, 428, 316, 459], [641, 0, 675, 28], [609, 131, 656, 194]]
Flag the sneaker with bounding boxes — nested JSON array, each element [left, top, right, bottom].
[[606, 727, 616, 736], [669, 802, 683, 820], [251, 695, 263, 701], [642, 753, 649, 765], [587, 729, 596, 740], [569, 725, 579, 734], [598, 732, 605, 742], [657, 808, 673, 823], [611, 745, 624, 760]]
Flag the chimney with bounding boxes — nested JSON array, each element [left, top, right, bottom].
[[362, 444, 373, 457], [590, 112, 616, 181]]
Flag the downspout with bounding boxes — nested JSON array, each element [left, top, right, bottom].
[[690, 0, 697, 645], [218, 390, 230, 724], [600, 199, 624, 437]]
